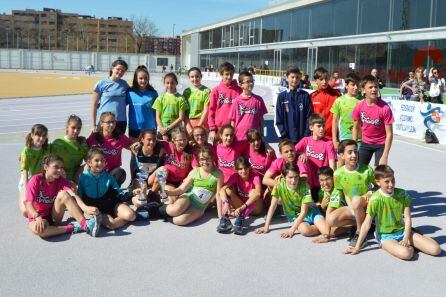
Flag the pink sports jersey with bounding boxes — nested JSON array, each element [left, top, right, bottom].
[[216, 140, 249, 183], [26, 173, 70, 219], [208, 80, 242, 131], [243, 145, 276, 177], [227, 173, 261, 202], [228, 93, 268, 141], [191, 143, 216, 168], [352, 99, 394, 144], [162, 141, 192, 182], [268, 157, 308, 176], [295, 136, 336, 187], [87, 133, 133, 172]]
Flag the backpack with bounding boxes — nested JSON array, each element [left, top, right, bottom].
[[425, 129, 439, 144]]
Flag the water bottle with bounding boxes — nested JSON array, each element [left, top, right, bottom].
[[156, 171, 168, 203], [136, 172, 148, 205]]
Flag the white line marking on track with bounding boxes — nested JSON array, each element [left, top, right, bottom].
[[394, 139, 446, 154]]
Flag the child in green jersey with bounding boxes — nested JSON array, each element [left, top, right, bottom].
[[256, 162, 330, 243], [153, 72, 188, 140], [330, 72, 362, 167], [51, 115, 88, 182], [19, 124, 50, 216], [184, 67, 211, 134], [345, 165, 441, 260], [163, 146, 224, 226], [327, 139, 375, 249]]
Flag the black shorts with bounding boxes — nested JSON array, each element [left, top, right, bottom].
[[115, 121, 127, 135], [83, 188, 121, 216], [128, 129, 141, 139], [166, 180, 182, 187]]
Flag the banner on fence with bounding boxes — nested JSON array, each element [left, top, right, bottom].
[[383, 98, 446, 144]]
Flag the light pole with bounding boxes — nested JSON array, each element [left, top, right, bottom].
[[172, 24, 176, 37]]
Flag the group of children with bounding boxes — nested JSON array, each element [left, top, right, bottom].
[[18, 60, 441, 261]]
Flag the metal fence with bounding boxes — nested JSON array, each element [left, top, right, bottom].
[[0, 48, 176, 72]]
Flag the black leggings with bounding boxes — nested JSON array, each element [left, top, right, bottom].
[[110, 167, 126, 187], [358, 142, 385, 166]]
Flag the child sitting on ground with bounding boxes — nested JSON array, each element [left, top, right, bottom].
[[345, 165, 441, 260]]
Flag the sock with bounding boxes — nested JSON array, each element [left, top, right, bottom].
[[80, 219, 87, 231], [64, 224, 74, 233]]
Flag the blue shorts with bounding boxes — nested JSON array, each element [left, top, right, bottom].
[[375, 229, 405, 246], [303, 208, 324, 225]]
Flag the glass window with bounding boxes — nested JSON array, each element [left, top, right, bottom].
[[261, 15, 275, 44], [310, 2, 333, 38], [333, 0, 358, 36], [433, 0, 446, 27], [358, 0, 390, 34], [356, 43, 388, 83], [290, 7, 310, 41], [200, 31, 209, 50], [275, 11, 291, 42], [281, 48, 308, 73], [212, 28, 221, 49], [392, 0, 431, 31]]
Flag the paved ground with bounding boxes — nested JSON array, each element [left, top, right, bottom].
[[0, 73, 445, 297]]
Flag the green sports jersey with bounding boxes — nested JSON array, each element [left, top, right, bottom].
[[325, 188, 346, 209], [152, 92, 188, 127], [367, 188, 412, 234], [272, 178, 313, 222], [51, 137, 88, 181], [330, 95, 362, 141], [186, 167, 219, 211], [20, 146, 49, 177], [183, 85, 210, 119], [334, 164, 375, 200]]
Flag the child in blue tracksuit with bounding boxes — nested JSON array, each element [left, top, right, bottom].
[[274, 67, 313, 144]]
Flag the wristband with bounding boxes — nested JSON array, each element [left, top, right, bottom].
[[244, 203, 248, 209]]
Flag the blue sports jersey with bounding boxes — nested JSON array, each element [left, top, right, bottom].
[[94, 77, 129, 123], [127, 88, 158, 131]]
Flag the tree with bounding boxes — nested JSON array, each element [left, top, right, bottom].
[[130, 15, 159, 53]]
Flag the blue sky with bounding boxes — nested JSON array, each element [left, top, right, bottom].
[[0, 0, 281, 36]]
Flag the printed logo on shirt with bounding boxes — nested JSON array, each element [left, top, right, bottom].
[[218, 156, 234, 168], [36, 190, 56, 204], [102, 148, 119, 156], [166, 154, 185, 168], [249, 158, 266, 171], [306, 145, 325, 161], [360, 111, 381, 126], [237, 186, 250, 198], [282, 101, 289, 112], [299, 103, 303, 111], [218, 93, 234, 105], [238, 103, 258, 115]]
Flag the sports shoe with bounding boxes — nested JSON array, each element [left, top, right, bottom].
[[69, 221, 85, 234], [232, 215, 245, 235], [86, 214, 101, 237], [347, 226, 357, 241], [135, 207, 150, 220], [217, 215, 233, 233], [349, 232, 366, 248]]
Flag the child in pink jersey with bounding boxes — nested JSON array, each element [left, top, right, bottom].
[[87, 112, 136, 186], [215, 124, 249, 183], [208, 62, 242, 143], [352, 75, 394, 166], [295, 113, 336, 202], [244, 129, 276, 214], [229, 71, 268, 142], [152, 127, 192, 193], [217, 157, 262, 235], [26, 154, 100, 238], [263, 139, 308, 189]]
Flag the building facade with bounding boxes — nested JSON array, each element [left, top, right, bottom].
[[141, 36, 181, 56], [0, 8, 134, 53], [182, 0, 446, 87]]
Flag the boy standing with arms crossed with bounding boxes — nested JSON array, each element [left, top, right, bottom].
[[208, 62, 242, 143], [352, 75, 394, 166], [311, 67, 341, 140], [274, 67, 313, 144]]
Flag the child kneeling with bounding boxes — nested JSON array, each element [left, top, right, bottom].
[[345, 165, 441, 260], [256, 162, 330, 243]]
